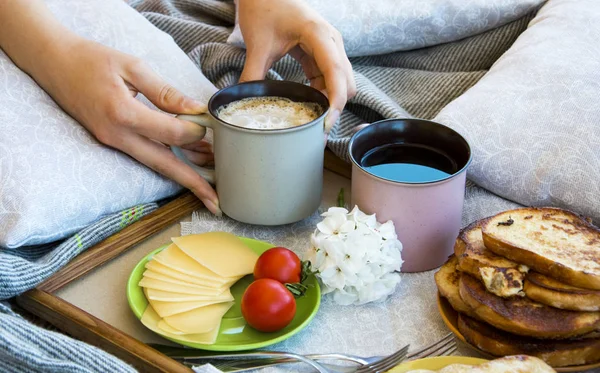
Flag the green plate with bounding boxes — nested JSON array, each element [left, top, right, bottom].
[[127, 237, 320, 351]]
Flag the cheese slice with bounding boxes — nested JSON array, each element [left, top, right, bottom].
[[172, 232, 259, 277], [145, 260, 224, 288], [142, 269, 230, 290], [145, 288, 232, 302], [163, 301, 234, 334], [139, 277, 225, 295], [141, 305, 220, 344], [143, 288, 234, 317], [158, 320, 186, 335], [152, 244, 236, 284]]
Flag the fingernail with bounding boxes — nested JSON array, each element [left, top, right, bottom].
[[325, 109, 340, 133], [204, 199, 223, 217], [190, 125, 207, 140], [186, 99, 207, 113]]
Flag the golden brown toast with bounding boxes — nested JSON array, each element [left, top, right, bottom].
[[455, 221, 528, 298], [481, 208, 600, 290], [458, 314, 600, 368], [524, 272, 600, 311], [458, 273, 600, 339], [434, 255, 476, 317]]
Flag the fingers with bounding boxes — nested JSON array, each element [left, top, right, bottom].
[[299, 27, 353, 132], [239, 45, 273, 83], [120, 133, 221, 215], [180, 146, 214, 166], [313, 44, 345, 132], [335, 35, 357, 101], [125, 59, 207, 115], [181, 139, 213, 153], [122, 99, 207, 146]]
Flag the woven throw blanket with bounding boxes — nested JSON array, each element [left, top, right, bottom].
[[0, 2, 540, 372], [131, 0, 536, 162], [0, 204, 158, 372]]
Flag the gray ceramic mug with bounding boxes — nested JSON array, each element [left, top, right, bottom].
[[172, 81, 329, 225]]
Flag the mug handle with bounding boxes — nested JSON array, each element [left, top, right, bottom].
[[172, 114, 216, 184]]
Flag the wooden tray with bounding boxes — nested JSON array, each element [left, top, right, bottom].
[[15, 150, 351, 373]]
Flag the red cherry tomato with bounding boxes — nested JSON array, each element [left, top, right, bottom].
[[254, 247, 302, 284], [241, 278, 296, 332]]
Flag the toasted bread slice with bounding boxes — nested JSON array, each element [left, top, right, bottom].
[[524, 272, 600, 311], [459, 314, 600, 367], [434, 255, 476, 317], [455, 221, 528, 298], [481, 208, 600, 290], [459, 273, 600, 339]]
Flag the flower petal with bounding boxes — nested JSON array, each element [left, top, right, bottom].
[[379, 220, 398, 240], [332, 288, 359, 305], [326, 207, 349, 215], [339, 220, 356, 233], [316, 220, 334, 235], [320, 266, 346, 289]]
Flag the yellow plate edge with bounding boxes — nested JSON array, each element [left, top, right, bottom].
[[389, 356, 488, 372]]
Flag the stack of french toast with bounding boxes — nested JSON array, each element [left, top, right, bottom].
[[435, 207, 600, 368]]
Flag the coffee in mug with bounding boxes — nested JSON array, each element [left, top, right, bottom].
[[172, 81, 329, 226], [216, 96, 323, 130]]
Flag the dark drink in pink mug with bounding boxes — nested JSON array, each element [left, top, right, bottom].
[[349, 119, 472, 272]]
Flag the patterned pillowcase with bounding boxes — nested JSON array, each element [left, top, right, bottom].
[[0, 0, 217, 248], [434, 0, 600, 222], [227, 0, 546, 57]]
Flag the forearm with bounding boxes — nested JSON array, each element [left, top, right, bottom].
[[0, 0, 81, 85]]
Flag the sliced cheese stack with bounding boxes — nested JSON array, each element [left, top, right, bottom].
[[139, 232, 259, 344]]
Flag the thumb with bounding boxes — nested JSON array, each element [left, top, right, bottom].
[[126, 59, 206, 114], [239, 47, 272, 83]]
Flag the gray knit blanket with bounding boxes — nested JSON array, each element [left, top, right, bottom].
[[0, 1, 537, 371]]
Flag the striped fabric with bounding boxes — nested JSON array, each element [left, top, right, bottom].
[[0, 204, 156, 372], [0, 302, 136, 373], [0, 204, 157, 300], [0, 1, 536, 372]]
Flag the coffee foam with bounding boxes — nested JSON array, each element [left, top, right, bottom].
[[216, 96, 322, 130]]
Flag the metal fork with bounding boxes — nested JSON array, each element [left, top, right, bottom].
[[352, 344, 410, 373], [180, 351, 334, 373], [199, 333, 455, 372], [187, 345, 408, 373]]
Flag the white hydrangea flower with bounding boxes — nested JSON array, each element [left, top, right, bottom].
[[377, 220, 398, 240], [306, 205, 403, 306], [316, 211, 355, 238], [332, 287, 359, 305], [321, 207, 349, 216]]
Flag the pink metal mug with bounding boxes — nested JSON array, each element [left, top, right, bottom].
[[349, 119, 472, 272]]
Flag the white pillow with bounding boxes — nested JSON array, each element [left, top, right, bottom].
[[0, 0, 217, 248], [435, 0, 600, 222], [227, 0, 546, 57]]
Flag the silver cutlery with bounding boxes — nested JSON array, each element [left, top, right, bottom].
[[154, 333, 455, 372], [177, 351, 333, 373], [182, 345, 409, 373], [211, 333, 455, 372]]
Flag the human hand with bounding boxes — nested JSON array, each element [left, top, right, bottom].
[[236, 0, 356, 132], [40, 38, 221, 215]]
